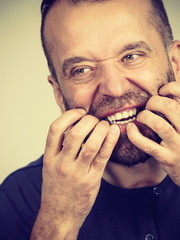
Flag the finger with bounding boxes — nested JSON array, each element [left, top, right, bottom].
[[90, 124, 120, 176], [159, 82, 180, 104], [61, 115, 99, 161], [44, 109, 86, 159], [145, 95, 180, 132], [127, 122, 165, 162], [77, 120, 110, 172], [159, 82, 180, 98], [137, 110, 176, 144]]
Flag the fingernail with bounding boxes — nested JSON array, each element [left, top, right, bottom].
[[77, 108, 86, 114], [127, 123, 133, 130], [158, 87, 162, 94], [110, 124, 119, 134]]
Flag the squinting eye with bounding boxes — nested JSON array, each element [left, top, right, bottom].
[[123, 54, 139, 62], [68, 66, 95, 84], [72, 67, 91, 76]]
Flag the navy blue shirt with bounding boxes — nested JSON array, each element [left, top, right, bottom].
[[1, 155, 180, 240]]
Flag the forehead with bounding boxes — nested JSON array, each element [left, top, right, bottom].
[[44, 0, 156, 61]]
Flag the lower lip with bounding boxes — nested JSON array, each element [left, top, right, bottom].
[[113, 119, 137, 133]]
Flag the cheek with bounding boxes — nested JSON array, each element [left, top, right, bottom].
[[129, 67, 168, 95], [62, 84, 97, 110]]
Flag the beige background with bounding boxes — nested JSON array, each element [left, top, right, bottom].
[[0, 0, 180, 183]]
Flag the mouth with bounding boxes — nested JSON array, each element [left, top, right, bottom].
[[103, 105, 145, 125]]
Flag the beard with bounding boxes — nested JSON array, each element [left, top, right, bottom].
[[62, 65, 175, 167]]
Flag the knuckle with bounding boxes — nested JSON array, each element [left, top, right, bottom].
[[98, 150, 109, 160], [80, 145, 97, 161], [62, 128, 82, 153], [163, 125, 174, 139], [92, 161, 105, 172], [80, 151, 92, 162], [142, 144, 152, 154], [153, 118, 174, 138], [166, 99, 179, 112], [49, 121, 61, 136], [62, 139, 73, 153], [85, 144, 98, 155], [166, 157, 176, 167], [154, 118, 165, 132], [68, 128, 81, 140]]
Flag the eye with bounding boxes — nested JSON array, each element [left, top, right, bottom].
[[71, 67, 91, 76], [68, 65, 96, 84], [123, 54, 140, 62]]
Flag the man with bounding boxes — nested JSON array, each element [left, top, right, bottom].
[[1, 0, 180, 239]]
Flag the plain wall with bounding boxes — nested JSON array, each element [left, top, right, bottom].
[[0, 0, 180, 183]]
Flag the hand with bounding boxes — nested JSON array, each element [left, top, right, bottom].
[[127, 82, 180, 186], [31, 109, 120, 240]]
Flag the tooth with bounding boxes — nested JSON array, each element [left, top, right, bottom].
[[125, 119, 131, 123], [122, 111, 129, 119], [117, 120, 125, 124], [115, 112, 122, 120], [111, 115, 116, 121], [133, 109, 137, 116], [107, 108, 137, 123], [129, 110, 133, 117], [107, 116, 112, 121], [107, 115, 113, 122]]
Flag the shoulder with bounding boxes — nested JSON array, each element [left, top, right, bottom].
[[1, 155, 43, 203], [1, 155, 43, 189], [0, 155, 44, 239]]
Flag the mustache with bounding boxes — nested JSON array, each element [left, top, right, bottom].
[[89, 89, 152, 118]]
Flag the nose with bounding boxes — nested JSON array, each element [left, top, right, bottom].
[[97, 61, 130, 97]]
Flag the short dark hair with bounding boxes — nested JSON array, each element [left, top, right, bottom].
[[41, 0, 59, 81], [40, 0, 174, 82], [148, 0, 173, 50]]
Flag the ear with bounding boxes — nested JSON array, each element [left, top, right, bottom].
[[169, 40, 180, 82], [48, 75, 66, 113]]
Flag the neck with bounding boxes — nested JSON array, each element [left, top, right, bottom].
[[103, 158, 167, 189]]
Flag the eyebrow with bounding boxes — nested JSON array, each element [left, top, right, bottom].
[[119, 41, 153, 55], [62, 41, 153, 74]]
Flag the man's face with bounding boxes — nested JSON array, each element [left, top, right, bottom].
[[45, 0, 174, 166]]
